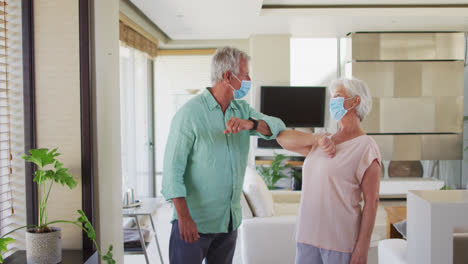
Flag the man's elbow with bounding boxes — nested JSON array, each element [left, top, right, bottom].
[[161, 181, 187, 201]]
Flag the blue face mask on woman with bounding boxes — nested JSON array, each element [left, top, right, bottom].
[[329, 96, 355, 121], [229, 74, 251, 99]]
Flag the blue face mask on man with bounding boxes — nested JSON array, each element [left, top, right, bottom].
[[329, 96, 356, 121], [229, 74, 251, 99]]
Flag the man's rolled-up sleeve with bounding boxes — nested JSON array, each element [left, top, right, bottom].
[[161, 114, 195, 201], [248, 105, 286, 140]]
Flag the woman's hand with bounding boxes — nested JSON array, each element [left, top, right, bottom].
[[318, 135, 336, 158], [350, 247, 368, 264]]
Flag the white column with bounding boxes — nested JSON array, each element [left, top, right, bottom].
[[92, 0, 124, 262]]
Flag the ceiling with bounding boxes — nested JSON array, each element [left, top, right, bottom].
[[129, 0, 468, 40]]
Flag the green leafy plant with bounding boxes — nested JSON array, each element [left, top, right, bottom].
[[0, 148, 115, 263], [23, 148, 76, 232], [256, 153, 293, 190], [0, 238, 14, 263], [440, 185, 452, 190]]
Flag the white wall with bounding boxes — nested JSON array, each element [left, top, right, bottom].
[[93, 0, 124, 262], [34, 0, 82, 249]]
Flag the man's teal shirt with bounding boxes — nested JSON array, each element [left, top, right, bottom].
[[162, 88, 286, 233]]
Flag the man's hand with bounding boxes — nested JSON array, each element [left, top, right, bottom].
[[178, 217, 200, 243], [318, 135, 336, 158], [350, 247, 368, 264], [172, 197, 200, 243], [224, 117, 253, 134]]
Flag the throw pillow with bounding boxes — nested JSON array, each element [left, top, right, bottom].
[[243, 166, 275, 217], [393, 219, 407, 239]]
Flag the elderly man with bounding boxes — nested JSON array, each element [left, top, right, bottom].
[[161, 47, 286, 264]]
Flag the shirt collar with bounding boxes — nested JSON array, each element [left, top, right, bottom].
[[203, 88, 238, 111], [203, 88, 219, 111]]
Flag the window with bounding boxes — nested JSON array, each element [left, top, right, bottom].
[[0, 0, 27, 257], [290, 38, 338, 86], [154, 55, 211, 196], [120, 45, 155, 199]]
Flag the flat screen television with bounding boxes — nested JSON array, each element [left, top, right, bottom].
[[260, 86, 326, 127]]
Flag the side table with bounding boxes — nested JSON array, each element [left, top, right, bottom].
[[384, 206, 407, 239], [123, 198, 164, 264]]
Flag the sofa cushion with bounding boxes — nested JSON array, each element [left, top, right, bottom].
[[243, 166, 275, 217], [394, 219, 407, 239], [241, 192, 253, 219], [274, 202, 300, 216], [270, 190, 302, 204]]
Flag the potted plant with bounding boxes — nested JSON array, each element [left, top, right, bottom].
[[256, 153, 293, 190], [0, 148, 115, 264]]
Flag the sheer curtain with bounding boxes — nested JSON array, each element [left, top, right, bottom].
[[120, 45, 154, 199]]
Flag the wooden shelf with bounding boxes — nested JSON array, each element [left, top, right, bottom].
[[287, 161, 304, 167], [4, 250, 98, 264]]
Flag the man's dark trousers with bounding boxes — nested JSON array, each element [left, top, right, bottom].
[[169, 217, 237, 264]]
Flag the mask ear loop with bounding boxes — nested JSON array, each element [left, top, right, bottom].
[[344, 96, 357, 111], [225, 72, 237, 92], [232, 73, 241, 83], [226, 72, 241, 86]]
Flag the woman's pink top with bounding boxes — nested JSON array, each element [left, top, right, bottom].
[[296, 135, 381, 253]]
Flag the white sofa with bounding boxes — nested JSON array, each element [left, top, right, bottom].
[[236, 167, 300, 264], [240, 191, 300, 264]]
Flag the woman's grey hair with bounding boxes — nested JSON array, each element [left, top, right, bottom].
[[211, 47, 250, 86], [329, 78, 372, 122]]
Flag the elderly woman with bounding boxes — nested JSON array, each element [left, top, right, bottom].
[[277, 78, 381, 264]]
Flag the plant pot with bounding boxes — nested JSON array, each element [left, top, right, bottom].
[[26, 227, 62, 264]]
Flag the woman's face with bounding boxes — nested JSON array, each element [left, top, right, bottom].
[[332, 85, 356, 110]]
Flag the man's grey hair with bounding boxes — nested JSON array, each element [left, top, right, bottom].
[[211, 47, 250, 86], [328, 77, 372, 122]]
